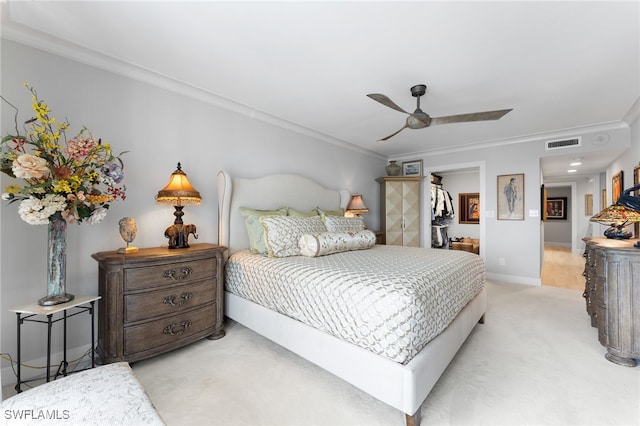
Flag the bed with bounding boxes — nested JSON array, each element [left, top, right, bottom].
[[217, 171, 486, 426]]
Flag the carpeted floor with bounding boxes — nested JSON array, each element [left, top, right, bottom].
[[132, 281, 640, 426]]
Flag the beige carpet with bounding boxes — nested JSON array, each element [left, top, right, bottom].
[[132, 281, 640, 425]]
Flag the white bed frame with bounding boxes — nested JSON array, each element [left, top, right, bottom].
[[217, 171, 486, 426]]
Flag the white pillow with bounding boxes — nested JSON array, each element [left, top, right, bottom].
[[323, 216, 365, 232], [299, 230, 376, 257], [260, 216, 327, 257]]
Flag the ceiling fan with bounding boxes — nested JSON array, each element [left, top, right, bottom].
[[367, 84, 512, 141]]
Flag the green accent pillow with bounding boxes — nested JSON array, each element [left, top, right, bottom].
[[317, 207, 345, 217], [239, 207, 287, 254], [287, 207, 320, 217]]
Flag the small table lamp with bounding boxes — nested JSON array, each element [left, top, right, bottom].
[[156, 163, 201, 249], [590, 184, 640, 248], [345, 194, 369, 218]]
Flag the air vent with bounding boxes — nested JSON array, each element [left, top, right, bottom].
[[545, 137, 582, 150]]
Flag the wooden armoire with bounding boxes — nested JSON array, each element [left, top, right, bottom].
[[376, 176, 424, 247]]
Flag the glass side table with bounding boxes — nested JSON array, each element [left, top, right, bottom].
[[9, 295, 101, 393]]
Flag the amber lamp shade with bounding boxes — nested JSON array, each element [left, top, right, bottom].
[[345, 194, 369, 218], [156, 163, 201, 249], [590, 203, 640, 243]]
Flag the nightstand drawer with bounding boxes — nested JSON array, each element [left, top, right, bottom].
[[124, 280, 216, 323], [123, 303, 216, 355], [124, 259, 216, 291]]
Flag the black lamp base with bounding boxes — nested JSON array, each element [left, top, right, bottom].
[[604, 226, 632, 239]]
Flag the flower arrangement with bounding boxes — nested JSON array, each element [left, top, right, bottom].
[[1, 83, 126, 225]]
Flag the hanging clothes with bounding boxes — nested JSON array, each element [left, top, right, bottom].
[[431, 183, 455, 219]]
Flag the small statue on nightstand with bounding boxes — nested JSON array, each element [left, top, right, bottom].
[[117, 217, 139, 254]]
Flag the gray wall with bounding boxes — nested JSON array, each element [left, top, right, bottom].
[[0, 40, 386, 384]]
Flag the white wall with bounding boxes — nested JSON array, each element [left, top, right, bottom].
[[0, 40, 386, 384]]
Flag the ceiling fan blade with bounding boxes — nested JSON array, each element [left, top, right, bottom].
[[378, 124, 409, 141], [430, 108, 513, 126], [367, 93, 409, 114]]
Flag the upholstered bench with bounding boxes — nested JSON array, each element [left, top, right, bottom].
[[0, 362, 164, 424]]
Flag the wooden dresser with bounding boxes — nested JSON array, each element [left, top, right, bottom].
[[583, 237, 640, 366], [92, 243, 226, 364]]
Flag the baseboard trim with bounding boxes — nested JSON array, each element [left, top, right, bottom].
[[486, 272, 541, 286]]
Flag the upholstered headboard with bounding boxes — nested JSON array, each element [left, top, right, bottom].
[[217, 171, 350, 255]]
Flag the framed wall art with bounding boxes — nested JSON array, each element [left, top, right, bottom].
[[634, 163, 640, 237], [612, 170, 623, 204], [459, 193, 480, 224], [546, 197, 567, 220], [497, 173, 524, 220], [585, 193, 593, 216], [402, 159, 423, 176], [541, 184, 548, 221]]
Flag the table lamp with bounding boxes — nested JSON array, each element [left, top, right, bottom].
[[156, 163, 201, 249], [590, 184, 640, 247], [345, 194, 369, 218]]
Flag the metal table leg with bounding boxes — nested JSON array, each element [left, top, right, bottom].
[[15, 313, 22, 394], [46, 313, 52, 382]]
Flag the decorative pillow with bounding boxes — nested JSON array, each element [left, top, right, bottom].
[[287, 208, 319, 218], [240, 207, 288, 254], [323, 216, 365, 232], [299, 230, 376, 257], [317, 207, 345, 217], [260, 216, 327, 257]]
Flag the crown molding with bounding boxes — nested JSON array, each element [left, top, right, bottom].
[[394, 120, 630, 161], [623, 97, 640, 126], [1, 21, 386, 161]]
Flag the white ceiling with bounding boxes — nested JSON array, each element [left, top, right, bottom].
[[2, 1, 639, 179]]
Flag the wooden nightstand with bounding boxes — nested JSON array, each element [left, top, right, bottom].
[[92, 243, 226, 364], [373, 230, 385, 245]]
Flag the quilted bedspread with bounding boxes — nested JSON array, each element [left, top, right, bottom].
[[225, 245, 485, 364]]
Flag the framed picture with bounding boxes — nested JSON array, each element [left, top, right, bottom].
[[497, 173, 524, 220], [402, 160, 423, 176], [634, 163, 640, 237], [612, 170, 623, 204], [459, 193, 480, 224], [546, 197, 567, 220], [585, 193, 593, 216], [541, 184, 547, 221]]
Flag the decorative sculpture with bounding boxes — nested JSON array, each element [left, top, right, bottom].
[[117, 217, 139, 254]]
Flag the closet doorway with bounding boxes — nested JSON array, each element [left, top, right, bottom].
[[426, 161, 485, 259]]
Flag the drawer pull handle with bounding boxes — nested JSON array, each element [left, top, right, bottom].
[[163, 292, 193, 306], [163, 320, 192, 336], [163, 267, 193, 280]]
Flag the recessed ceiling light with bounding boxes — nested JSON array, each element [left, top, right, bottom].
[[568, 169, 577, 173], [570, 161, 582, 166]]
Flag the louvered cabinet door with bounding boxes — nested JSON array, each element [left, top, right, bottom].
[[383, 180, 404, 245], [402, 180, 421, 247], [377, 176, 424, 247]]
